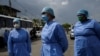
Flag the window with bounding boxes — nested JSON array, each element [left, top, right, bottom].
[[0, 17, 14, 28], [20, 20, 27, 28], [27, 22, 33, 28], [6, 18, 13, 28], [0, 17, 6, 27]]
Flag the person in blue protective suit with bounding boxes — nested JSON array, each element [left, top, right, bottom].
[[4, 29, 9, 46], [41, 7, 68, 56], [74, 9, 100, 56], [8, 18, 31, 56]]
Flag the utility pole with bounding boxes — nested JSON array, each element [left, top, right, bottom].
[[9, 0, 12, 7], [8, 0, 12, 16]]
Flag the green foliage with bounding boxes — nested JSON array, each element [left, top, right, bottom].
[[32, 18, 45, 27], [62, 23, 71, 30], [40, 19, 45, 26]]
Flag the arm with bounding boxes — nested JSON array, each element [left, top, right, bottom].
[[56, 24, 68, 53], [94, 21, 100, 39], [8, 32, 13, 56]]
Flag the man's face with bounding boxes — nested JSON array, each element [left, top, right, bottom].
[[77, 14, 87, 22], [13, 21, 20, 28]]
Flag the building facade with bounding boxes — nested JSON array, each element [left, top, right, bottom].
[[0, 5, 20, 17]]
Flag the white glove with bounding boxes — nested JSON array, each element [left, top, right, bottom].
[[30, 53, 32, 56]]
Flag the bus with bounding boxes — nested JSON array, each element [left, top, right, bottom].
[[0, 14, 33, 48]]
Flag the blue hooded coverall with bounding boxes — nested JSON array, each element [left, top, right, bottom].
[[8, 28, 31, 56], [41, 20, 68, 56], [74, 19, 100, 56]]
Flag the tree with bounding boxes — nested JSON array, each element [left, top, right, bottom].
[[62, 23, 71, 31], [32, 18, 45, 27], [32, 18, 39, 27], [40, 19, 45, 26]]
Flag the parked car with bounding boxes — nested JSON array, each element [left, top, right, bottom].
[[36, 31, 41, 38], [70, 26, 75, 40]]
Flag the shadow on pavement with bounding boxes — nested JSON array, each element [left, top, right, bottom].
[[0, 47, 7, 52], [31, 38, 41, 42]]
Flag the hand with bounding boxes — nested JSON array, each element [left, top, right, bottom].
[[30, 53, 32, 56]]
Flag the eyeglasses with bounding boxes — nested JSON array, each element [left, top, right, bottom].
[[77, 14, 86, 16]]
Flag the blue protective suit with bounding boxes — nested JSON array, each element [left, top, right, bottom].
[[74, 19, 100, 56], [41, 21, 68, 56], [8, 28, 31, 56]]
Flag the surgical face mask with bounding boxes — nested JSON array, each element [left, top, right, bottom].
[[14, 24, 20, 29], [78, 16, 83, 21], [42, 15, 49, 22], [77, 16, 87, 22]]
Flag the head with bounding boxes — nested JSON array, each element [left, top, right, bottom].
[[13, 18, 20, 29], [77, 9, 89, 22], [41, 7, 55, 22], [5, 29, 8, 32]]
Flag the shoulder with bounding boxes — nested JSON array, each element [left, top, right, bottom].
[[53, 22, 64, 30], [87, 19, 98, 26], [9, 29, 15, 36], [45, 21, 61, 27], [10, 29, 15, 33], [53, 21, 60, 26], [74, 21, 81, 27], [21, 28, 28, 33], [91, 19, 98, 23], [89, 19, 95, 23], [21, 28, 26, 31], [91, 19, 100, 26], [52, 21, 62, 27]]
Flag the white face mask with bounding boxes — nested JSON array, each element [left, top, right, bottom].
[[14, 24, 20, 29]]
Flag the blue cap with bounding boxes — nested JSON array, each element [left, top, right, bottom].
[[41, 7, 55, 17], [13, 18, 20, 23], [77, 9, 88, 17]]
